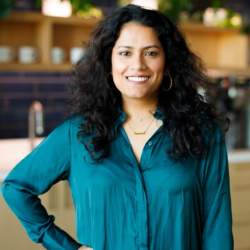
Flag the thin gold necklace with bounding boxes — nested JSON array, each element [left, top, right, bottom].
[[136, 114, 153, 121], [127, 118, 155, 135], [130, 109, 156, 121]]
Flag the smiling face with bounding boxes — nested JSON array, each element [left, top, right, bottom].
[[111, 22, 167, 101]]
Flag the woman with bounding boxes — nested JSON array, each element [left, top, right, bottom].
[[1, 4, 233, 250]]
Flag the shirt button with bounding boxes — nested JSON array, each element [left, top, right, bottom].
[[148, 141, 153, 146]]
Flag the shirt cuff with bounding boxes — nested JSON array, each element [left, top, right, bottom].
[[41, 223, 82, 250]]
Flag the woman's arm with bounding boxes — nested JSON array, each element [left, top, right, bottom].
[[202, 124, 234, 250], [1, 117, 82, 250]]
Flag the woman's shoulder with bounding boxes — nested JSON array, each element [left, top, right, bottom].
[[66, 113, 84, 126], [201, 118, 225, 145], [48, 113, 84, 137], [58, 113, 84, 127]]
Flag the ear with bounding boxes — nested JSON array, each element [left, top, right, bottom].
[[164, 68, 170, 76]]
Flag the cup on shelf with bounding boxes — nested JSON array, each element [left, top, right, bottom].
[[51, 47, 67, 64], [18, 46, 41, 64], [0, 46, 16, 63], [70, 47, 84, 64]]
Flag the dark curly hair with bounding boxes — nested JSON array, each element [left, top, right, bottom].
[[68, 4, 229, 162]]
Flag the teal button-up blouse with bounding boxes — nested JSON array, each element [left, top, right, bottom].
[[1, 107, 234, 250]]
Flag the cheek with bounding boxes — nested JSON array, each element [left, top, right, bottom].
[[153, 60, 166, 76], [112, 59, 128, 76], [111, 60, 125, 88]]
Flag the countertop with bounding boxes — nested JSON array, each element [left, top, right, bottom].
[[0, 138, 44, 182], [0, 138, 250, 181]]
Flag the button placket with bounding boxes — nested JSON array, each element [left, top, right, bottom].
[[135, 173, 149, 249], [139, 130, 163, 171], [114, 107, 164, 249], [117, 128, 149, 249]]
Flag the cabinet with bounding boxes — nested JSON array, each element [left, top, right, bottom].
[[0, 12, 98, 71], [0, 181, 77, 250], [180, 23, 250, 72], [229, 161, 250, 250], [1, 12, 250, 75]]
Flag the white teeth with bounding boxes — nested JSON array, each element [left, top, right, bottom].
[[127, 76, 149, 82]]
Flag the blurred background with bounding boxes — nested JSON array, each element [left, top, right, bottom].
[[0, 0, 250, 249]]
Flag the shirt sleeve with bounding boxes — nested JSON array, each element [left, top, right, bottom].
[[202, 124, 234, 250], [1, 117, 82, 250]]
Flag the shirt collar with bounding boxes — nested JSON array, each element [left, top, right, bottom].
[[113, 106, 165, 132]]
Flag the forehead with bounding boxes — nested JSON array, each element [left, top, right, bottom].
[[114, 22, 161, 47]]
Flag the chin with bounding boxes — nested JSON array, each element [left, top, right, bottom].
[[126, 95, 149, 100], [124, 90, 149, 98]]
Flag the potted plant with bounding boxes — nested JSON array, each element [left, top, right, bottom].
[[118, 0, 193, 23], [0, 0, 102, 19], [158, 0, 193, 23], [0, 0, 15, 18]]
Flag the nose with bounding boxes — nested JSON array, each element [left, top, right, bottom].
[[130, 54, 147, 70]]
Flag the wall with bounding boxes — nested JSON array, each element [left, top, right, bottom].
[[0, 71, 70, 139]]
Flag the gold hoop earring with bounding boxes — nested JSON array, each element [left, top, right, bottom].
[[107, 72, 116, 90], [162, 73, 172, 92]]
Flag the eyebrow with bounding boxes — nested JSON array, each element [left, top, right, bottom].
[[117, 45, 161, 50]]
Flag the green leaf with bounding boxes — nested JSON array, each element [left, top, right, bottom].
[[0, 0, 13, 19], [158, 0, 193, 23]]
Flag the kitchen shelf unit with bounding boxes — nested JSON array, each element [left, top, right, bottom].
[[179, 22, 250, 72], [0, 11, 99, 71], [1, 12, 250, 75]]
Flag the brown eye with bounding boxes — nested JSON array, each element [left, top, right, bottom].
[[120, 51, 131, 56], [145, 51, 157, 56]]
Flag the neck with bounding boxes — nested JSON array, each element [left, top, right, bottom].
[[121, 96, 159, 121]]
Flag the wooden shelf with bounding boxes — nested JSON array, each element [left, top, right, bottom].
[[208, 67, 250, 77], [2, 63, 250, 76], [180, 23, 250, 70], [0, 62, 72, 72], [0, 11, 98, 70], [2, 11, 99, 26], [179, 22, 242, 34], [0, 12, 250, 75]]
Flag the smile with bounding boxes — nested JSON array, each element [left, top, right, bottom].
[[126, 76, 150, 82]]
